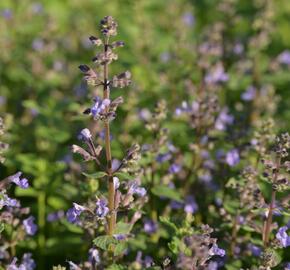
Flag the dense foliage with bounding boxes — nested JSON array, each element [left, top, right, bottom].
[[0, 0, 290, 269]]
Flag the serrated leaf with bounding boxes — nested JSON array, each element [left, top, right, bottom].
[[115, 222, 132, 234], [151, 185, 182, 202], [159, 216, 178, 233], [82, 171, 107, 179], [93, 235, 118, 250], [114, 172, 135, 180], [114, 242, 127, 256]]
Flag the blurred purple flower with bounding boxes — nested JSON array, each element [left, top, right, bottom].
[[88, 248, 100, 264], [21, 253, 36, 270], [184, 196, 198, 214], [0, 194, 20, 208], [182, 11, 195, 26], [95, 199, 109, 218], [276, 226, 290, 248], [209, 244, 226, 257], [23, 216, 38, 235], [247, 244, 261, 257], [205, 64, 228, 85], [114, 234, 127, 240], [47, 210, 64, 222], [32, 38, 44, 51], [78, 128, 92, 141], [9, 172, 29, 189], [169, 163, 181, 174], [128, 181, 147, 197], [233, 43, 244, 55], [215, 108, 234, 131], [170, 200, 183, 209], [226, 149, 240, 167], [1, 8, 12, 20], [278, 50, 290, 65], [241, 86, 256, 101], [156, 152, 172, 163], [160, 52, 171, 63], [144, 219, 158, 234]]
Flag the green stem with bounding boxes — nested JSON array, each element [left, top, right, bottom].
[[38, 191, 46, 268]]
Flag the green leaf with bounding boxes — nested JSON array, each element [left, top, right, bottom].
[[15, 187, 38, 197], [82, 172, 107, 179], [93, 235, 118, 251], [159, 216, 178, 233], [106, 264, 126, 270], [0, 223, 5, 234], [114, 242, 127, 256], [115, 222, 132, 234], [114, 172, 135, 180], [151, 185, 182, 202]]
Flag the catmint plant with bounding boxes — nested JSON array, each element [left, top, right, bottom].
[[65, 16, 148, 268]]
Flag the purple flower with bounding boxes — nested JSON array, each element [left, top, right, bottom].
[[182, 12, 195, 27], [276, 226, 290, 248], [66, 203, 86, 223], [78, 128, 92, 141], [169, 163, 181, 174], [32, 38, 44, 51], [21, 253, 36, 270], [113, 234, 127, 240], [205, 64, 229, 85], [209, 244, 226, 257], [144, 219, 158, 234], [1, 8, 12, 20], [91, 97, 110, 119], [170, 200, 183, 209], [215, 108, 234, 131], [226, 149, 240, 167], [278, 50, 290, 65], [47, 210, 64, 222], [233, 43, 244, 55], [285, 262, 290, 270], [88, 248, 100, 264], [67, 261, 80, 270], [113, 177, 120, 190], [0, 194, 20, 208], [95, 199, 109, 218], [23, 216, 38, 235], [9, 172, 29, 189], [156, 152, 172, 163], [247, 244, 261, 257], [207, 261, 218, 270], [160, 52, 171, 63], [241, 86, 256, 101], [128, 181, 147, 197], [184, 196, 198, 214], [31, 3, 44, 14]]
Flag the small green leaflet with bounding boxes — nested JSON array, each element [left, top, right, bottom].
[[93, 235, 118, 251], [151, 185, 182, 202], [82, 171, 107, 179]]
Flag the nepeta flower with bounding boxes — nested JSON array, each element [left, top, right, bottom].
[[113, 177, 120, 190], [169, 163, 181, 174], [128, 181, 146, 197], [78, 128, 92, 141], [241, 86, 256, 101], [276, 226, 290, 248], [21, 253, 36, 270], [9, 172, 29, 189], [226, 149, 240, 167], [47, 210, 64, 222], [182, 12, 195, 27], [278, 50, 290, 65], [66, 203, 86, 223], [144, 219, 158, 234], [156, 152, 172, 163], [95, 199, 109, 218], [0, 194, 20, 208], [90, 97, 111, 119], [208, 244, 226, 257], [215, 108, 234, 131], [184, 196, 198, 214], [23, 216, 38, 235], [205, 64, 228, 84], [88, 248, 100, 264], [247, 244, 261, 257]]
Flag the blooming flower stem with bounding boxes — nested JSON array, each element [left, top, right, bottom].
[[103, 36, 116, 236], [263, 156, 281, 246]]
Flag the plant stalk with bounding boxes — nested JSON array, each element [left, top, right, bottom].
[[103, 37, 116, 236]]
